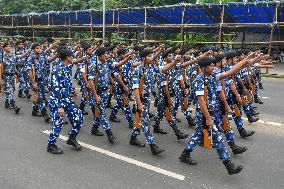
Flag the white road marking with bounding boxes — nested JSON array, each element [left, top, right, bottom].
[[242, 117, 284, 127], [262, 97, 269, 99], [42, 130, 185, 181]]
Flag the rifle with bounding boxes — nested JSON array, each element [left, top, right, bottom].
[[182, 67, 189, 109], [203, 75, 212, 149], [135, 74, 144, 129], [0, 64, 3, 95], [32, 64, 38, 102], [220, 64, 231, 132], [119, 70, 129, 106]]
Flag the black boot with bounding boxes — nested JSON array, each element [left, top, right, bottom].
[[32, 110, 43, 117], [187, 116, 196, 127], [150, 143, 165, 155], [43, 112, 50, 123], [47, 144, 63, 154], [171, 126, 189, 140], [25, 90, 32, 99], [254, 95, 263, 104], [5, 100, 10, 109], [132, 104, 137, 114], [238, 128, 255, 138], [109, 113, 121, 122], [91, 124, 104, 136], [128, 120, 134, 129], [228, 142, 247, 155], [106, 129, 116, 144], [251, 110, 260, 116], [153, 122, 167, 134], [179, 149, 197, 165], [259, 83, 263, 89], [223, 160, 244, 175], [130, 135, 145, 147], [66, 135, 82, 151], [10, 101, 20, 114], [79, 103, 88, 115], [18, 91, 26, 98], [248, 115, 259, 123]]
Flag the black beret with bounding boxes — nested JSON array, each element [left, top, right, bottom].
[[140, 49, 153, 58], [42, 37, 53, 43], [15, 40, 22, 45], [82, 42, 92, 50], [133, 46, 140, 52], [243, 49, 250, 55], [214, 54, 225, 64], [170, 46, 179, 53], [3, 42, 10, 48], [108, 45, 117, 52], [162, 49, 172, 59], [117, 48, 128, 56], [198, 56, 216, 67], [58, 41, 66, 47], [31, 43, 40, 50], [179, 47, 189, 55], [192, 50, 201, 57], [104, 42, 111, 48], [225, 51, 238, 59], [59, 48, 73, 60], [95, 47, 107, 56]]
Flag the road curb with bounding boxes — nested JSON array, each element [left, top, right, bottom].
[[261, 73, 284, 79]]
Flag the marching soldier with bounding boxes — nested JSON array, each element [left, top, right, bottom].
[[179, 53, 262, 174], [47, 48, 83, 154], [130, 49, 179, 155], [1, 42, 20, 114]]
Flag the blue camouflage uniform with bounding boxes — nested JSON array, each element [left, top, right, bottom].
[[48, 61, 83, 144], [88, 55, 113, 131], [212, 67, 235, 143], [111, 57, 133, 122], [154, 59, 175, 126], [15, 48, 28, 94], [185, 72, 230, 161], [2, 52, 17, 103], [26, 53, 48, 114], [131, 62, 163, 144], [224, 64, 246, 130], [170, 61, 193, 124]]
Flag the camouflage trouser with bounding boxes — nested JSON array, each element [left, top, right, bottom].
[[48, 101, 83, 144], [186, 111, 230, 161], [214, 102, 235, 143], [154, 92, 175, 126], [132, 96, 155, 144], [90, 90, 112, 131], [33, 79, 47, 114], [4, 75, 15, 102], [18, 67, 28, 92], [111, 89, 133, 122], [171, 85, 192, 124]]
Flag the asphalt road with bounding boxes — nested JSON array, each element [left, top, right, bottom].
[[0, 77, 284, 189]]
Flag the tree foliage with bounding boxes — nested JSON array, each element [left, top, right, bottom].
[[0, 0, 248, 14]]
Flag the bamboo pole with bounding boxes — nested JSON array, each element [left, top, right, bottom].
[[68, 15, 71, 41], [267, 2, 279, 73], [90, 10, 93, 39], [180, 5, 185, 44], [218, 4, 225, 45], [144, 8, 147, 41], [32, 16, 35, 42]]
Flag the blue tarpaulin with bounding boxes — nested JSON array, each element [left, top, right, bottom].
[[1, 1, 283, 34]]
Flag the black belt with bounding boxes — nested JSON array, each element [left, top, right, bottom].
[[97, 87, 108, 93], [3, 72, 15, 76]]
